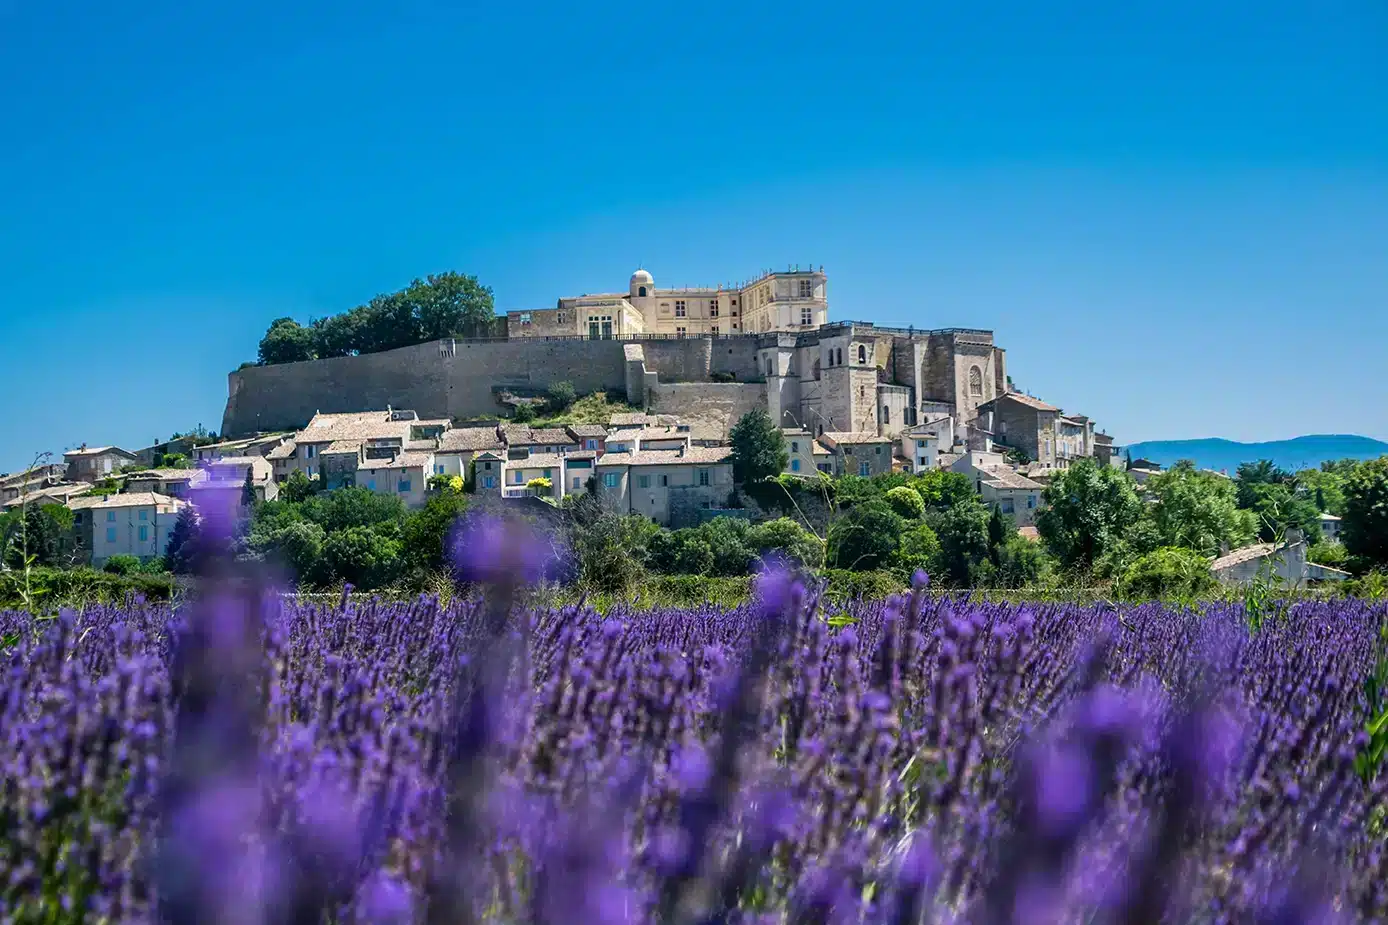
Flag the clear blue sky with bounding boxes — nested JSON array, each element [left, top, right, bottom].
[[1, 1, 1385, 473]]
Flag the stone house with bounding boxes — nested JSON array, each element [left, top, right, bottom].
[[187, 456, 279, 508], [0, 464, 69, 503], [122, 468, 205, 499], [2, 482, 94, 511], [819, 432, 894, 478], [70, 492, 186, 567], [433, 426, 505, 478], [192, 433, 290, 463], [501, 451, 600, 500], [781, 429, 819, 476], [505, 427, 579, 457], [973, 466, 1044, 527], [1055, 415, 1095, 468], [1093, 432, 1123, 468], [1210, 530, 1349, 586], [972, 393, 1061, 467], [472, 451, 505, 494], [353, 452, 431, 508], [565, 424, 608, 452], [594, 446, 734, 527], [64, 446, 140, 483]]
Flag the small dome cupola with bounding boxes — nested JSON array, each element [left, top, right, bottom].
[[630, 268, 654, 299]]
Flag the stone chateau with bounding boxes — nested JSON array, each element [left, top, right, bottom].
[[222, 265, 1009, 445]]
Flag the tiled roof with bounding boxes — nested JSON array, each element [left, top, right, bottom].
[[596, 447, 732, 467], [979, 466, 1043, 490], [812, 441, 832, 456], [438, 428, 504, 452], [507, 453, 569, 470], [322, 441, 362, 456], [938, 452, 965, 469], [124, 468, 202, 481], [64, 446, 128, 458], [299, 411, 418, 442], [609, 413, 652, 427], [2, 483, 94, 508], [821, 431, 890, 446], [501, 425, 534, 444], [1319, 512, 1342, 522], [566, 424, 608, 438], [1210, 543, 1281, 571], [992, 392, 1060, 412], [81, 492, 183, 509], [1017, 525, 1041, 541], [266, 440, 298, 460], [359, 452, 432, 471], [524, 428, 578, 445]]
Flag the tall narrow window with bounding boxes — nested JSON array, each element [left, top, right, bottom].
[[638, 286, 647, 297], [801, 307, 813, 325], [798, 279, 813, 298], [857, 344, 867, 364], [674, 300, 686, 317], [709, 300, 718, 317], [969, 366, 983, 396]]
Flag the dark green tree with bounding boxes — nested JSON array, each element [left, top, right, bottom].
[[911, 470, 977, 511], [729, 409, 788, 485], [827, 501, 903, 571], [987, 505, 1009, 565], [279, 469, 318, 503], [885, 485, 926, 520], [748, 517, 825, 570], [928, 501, 991, 586], [163, 507, 201, 575], [1344, 457, 1388, 569], [1035, 460, 1144, 571], [300, 487, 406, 534], [322, 526, 403, 588], [892, 522, 941, 579], [241, 469, 257, 508], [257, 317, 317, 365], [400, 489, 470, 573], [546, 381, 577, 414], [1147, 461, 1256, 556]]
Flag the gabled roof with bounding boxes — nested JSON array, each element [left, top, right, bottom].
[[820, 431, 891, 447], [322, 440, 362, 456], [64, 446, 138, 459], [124, 468, 203, 482], [1210, 542, 1293, 572], [75, 491, 183, 510], [980, 392, 1060, 413], [596, 447, 733, 467], [566, 424, 608, 438], [266, 440, 298, 460], [359, 451, 433, 471], [439, 428, 504, 452], [524, 428, 578, 446], [979, 466, 1043, 491]]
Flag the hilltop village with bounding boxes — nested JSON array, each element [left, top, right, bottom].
[[2, 265, 1350, 588]]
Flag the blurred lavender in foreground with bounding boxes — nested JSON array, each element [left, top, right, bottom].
[[1, 511, 1386, 923]]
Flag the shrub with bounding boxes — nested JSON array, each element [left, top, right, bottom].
[[827, 501, 903, 571], [885, 485, 926, 520], [1120, 546, 1218, 600], [512, 403, 536, 424], [545, 381, 577, 413], [102, 555, 142, 576]]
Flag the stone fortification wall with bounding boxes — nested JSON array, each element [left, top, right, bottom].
[[222, 337, 630, 436], [645, 382, 767, 444]]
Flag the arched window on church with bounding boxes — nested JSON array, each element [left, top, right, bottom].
[[857, 344, 867, 364], [969, 365, 983, 396], [638, 286, 647, 297], [836, 348, 843, 366]]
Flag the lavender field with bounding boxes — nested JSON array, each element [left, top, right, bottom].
[[4, 552, 1388, 922]]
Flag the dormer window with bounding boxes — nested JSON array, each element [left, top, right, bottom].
[[638, 286, 647, 297]]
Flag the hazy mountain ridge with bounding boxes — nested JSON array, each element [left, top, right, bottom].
[[1123, 434, 1388, 474]]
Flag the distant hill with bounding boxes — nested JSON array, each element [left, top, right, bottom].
[[1123, 434, 1388, 474]]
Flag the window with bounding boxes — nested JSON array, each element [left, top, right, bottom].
[[603, 472, 620, 488], [711, 325, 719, 335], [859, 462, 870, 477], [836, 348, 843, 365], [676, 326, 687, 337], [519, 312, 532, 325], [798, 278, 813, 298], [791, 459, 801, 472], [638, 474, 650, 488], [674, 300, 686, 317], [436, 465, 445, 475], [512, 471, 524, 485], [106, 527, 117, 543], [660, 474, 669, 487], [875, 446, 882, 455], [969, 366, 983, 396], [730, 298, 737, 306], [857, 344, 867, 364], [1001, 498, 1015, 514], [584, 439, 598, 450], [882, 406, 890, 425], [138, 525, 149, 542], [791, 441, 800, 452], [367, 479, 376, 491], [801, 307, 813, 326], [399, 479, 411, 493], [572, 476, 582, 489], [766, 356, 774, 376], [307, 445, 316, 458], [106, 511, 116, 522], [139, 509, 148, 521], [1028, 495, 1037, 509], [697, 469, 710, 486], [709, 300, 719, 316], [556, 312, 566, 324], [638, 286, 647, 297]]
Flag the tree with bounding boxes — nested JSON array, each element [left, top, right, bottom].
[[257, 317, 317, 365], [571, 513, 658, 593], [1119, 547, 1217, 600], [512, 404, 536, 424], [892, 522, 941, 579], [241, 469, 258, 509], [928, 501, 991, 586], [322, 526, 402, 588], [911, 470, 977, 512], [699, 517, 755, 576], [748, 517, 824, 570], [407, 271, 496, 341], [102, 554, 142, 575], [251, 520, 327, 584], [2, 504, 71, 569], [884, 485, 926, 520], [987, 505, 1009, 564], [163, 507, 201, 575], [279, 469, 318, 504], [991, 534, 1053, 589], [1239, 481, 1321, 543], [1035, 461, 1144, 571], [827, 501, 903, 571], [401, 490, 469, 573], [1234, 459, 1293, 507], [674, 537, 715, 575], [300, 487, 406, 534], [1344, 457, 1388, 569], [729, 409, 788, 485], [546, 381, 577, 414], [1147, 461, 1256, 557]]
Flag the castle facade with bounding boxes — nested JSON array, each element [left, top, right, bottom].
[[507, 267, 829, 338]]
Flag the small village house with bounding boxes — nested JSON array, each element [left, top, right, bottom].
[[70, 492, 186, 567]]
